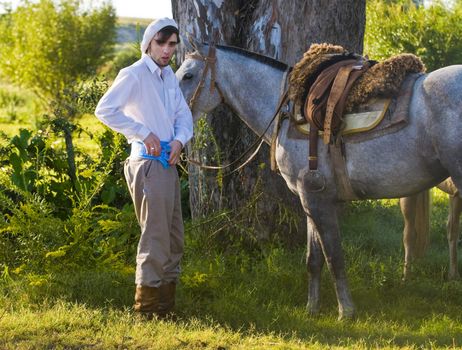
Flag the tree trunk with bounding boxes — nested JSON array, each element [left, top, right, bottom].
[[173, 0, 365, 243]]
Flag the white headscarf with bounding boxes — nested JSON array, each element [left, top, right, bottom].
[[140, 17, 178, 54]]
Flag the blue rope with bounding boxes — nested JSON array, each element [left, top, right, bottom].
[[130, 141, 171, 168]]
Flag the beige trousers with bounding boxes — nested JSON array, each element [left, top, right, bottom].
[[124, 158, 184, 288]]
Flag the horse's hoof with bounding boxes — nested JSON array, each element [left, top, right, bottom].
[[338, 307, 355, 321], [306, 302, 320, 316], [402, 266, 413, 282]]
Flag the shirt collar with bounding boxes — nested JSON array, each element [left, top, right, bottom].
[[142, 54, 173, 78]]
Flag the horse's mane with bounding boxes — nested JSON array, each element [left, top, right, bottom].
[[216, 44, 288, 72]]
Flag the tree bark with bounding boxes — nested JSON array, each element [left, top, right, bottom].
[[173, 0, 365, 243]]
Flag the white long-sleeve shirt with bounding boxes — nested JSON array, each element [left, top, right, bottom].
[[95, 54, 193, 146]]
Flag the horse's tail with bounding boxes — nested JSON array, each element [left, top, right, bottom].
[[414, 189, 431, 258]]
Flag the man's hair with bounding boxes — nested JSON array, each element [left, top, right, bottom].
[[156, 25, 180, 44]]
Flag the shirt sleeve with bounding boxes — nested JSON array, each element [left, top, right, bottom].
[[172, 80, 194, 147], [95, 69, 151, 142]]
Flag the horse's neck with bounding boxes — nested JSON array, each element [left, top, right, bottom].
[[217, 51, 287, 143]]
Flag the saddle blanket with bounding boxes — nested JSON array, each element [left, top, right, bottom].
[[292, 97, 391, 136]]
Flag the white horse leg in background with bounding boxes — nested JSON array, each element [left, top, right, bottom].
[[436, 178, 461, 280], [400, 190, 430, 280], [446, 191, 462, 279], [401, 178, 461, 280], [446, 191, 462, 280]]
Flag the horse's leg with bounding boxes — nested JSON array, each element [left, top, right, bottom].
[[447, 194, 462, 280], [298, 187, 354, 319], [306, 216, 324, 315], [400, 195, 417, 281], [437, 179, 461, 280], [400, 191, 430, 280]]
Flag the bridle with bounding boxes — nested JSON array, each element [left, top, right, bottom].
[[183, 43, 290, 175], [185, 44, 222, 111]]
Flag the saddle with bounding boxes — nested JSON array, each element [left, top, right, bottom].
[[304, 57, 372, 169], [275, 43, 425, 200]]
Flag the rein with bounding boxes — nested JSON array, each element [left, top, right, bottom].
[[184, 44, 290, 175], [186, 45, 220, 110]]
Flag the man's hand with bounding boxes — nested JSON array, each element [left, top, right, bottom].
[[168, 140, 183, 165], [143, 133, 161, 156]]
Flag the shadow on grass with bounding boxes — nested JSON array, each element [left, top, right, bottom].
[[174, 259, 462, 348]]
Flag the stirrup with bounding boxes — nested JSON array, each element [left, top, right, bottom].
[[298, 167, 326, 193]]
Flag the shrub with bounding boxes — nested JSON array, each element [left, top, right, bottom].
[[101, 44, 141, 80], [0, 0, 116, 102], [0, 120, 134, 276], [365, 0, 462, 71]]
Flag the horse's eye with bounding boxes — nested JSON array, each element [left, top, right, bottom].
[[183, 73, 193, 80]]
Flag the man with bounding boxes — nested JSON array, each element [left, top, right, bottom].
[[95, 18, 193, 319]]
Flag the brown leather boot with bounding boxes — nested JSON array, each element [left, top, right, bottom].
[[134, 285, 160, 319], [158, 282, 176, 318]]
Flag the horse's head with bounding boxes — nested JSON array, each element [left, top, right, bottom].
[[176, 35, 223, 119]]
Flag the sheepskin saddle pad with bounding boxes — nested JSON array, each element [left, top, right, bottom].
[[288, 43, 425, 137]]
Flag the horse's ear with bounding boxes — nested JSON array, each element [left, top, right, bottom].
[[187, 34, 206, 53], [181, 34, 194, 52]]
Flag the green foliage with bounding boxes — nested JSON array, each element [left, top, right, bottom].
[[99, 19, 150, 79], [0, 117, 134, 275], [187, 115, 225, 216], [184, 174, 299, 257], [0, 83, 40, 126], [0, 87, 25, 110], [0, 0, 116, 102], [365, 0, 462, 71], [75, 77, 109, 115], [102, 43, 141, 80], [0, 188, 66, 274], [0, 120, 128, 213]]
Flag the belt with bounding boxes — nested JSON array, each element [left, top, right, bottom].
[[130, 141, 171, 168]]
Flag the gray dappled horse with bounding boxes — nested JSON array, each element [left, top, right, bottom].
[[176, 37, 462, 319]]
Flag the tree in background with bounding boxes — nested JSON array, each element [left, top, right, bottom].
[[0, 0, 116, 186], [173, 0, 365, 242], [365, 0, 462, 71]]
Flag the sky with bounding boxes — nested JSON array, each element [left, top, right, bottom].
[[110, 0, 172, 19], [1, 0, 173, 19]]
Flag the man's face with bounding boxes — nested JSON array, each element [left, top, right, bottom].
[[148, 32, 178, 67]]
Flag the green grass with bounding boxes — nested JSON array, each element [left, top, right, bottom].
[[0, 302, 345, 350], [2, 303, 458, 350], [1, 259, 462, 349], [75, 112, 108, 155], [1, 196, 462, 349], [0, 82, 39, 134]]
